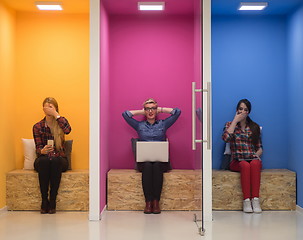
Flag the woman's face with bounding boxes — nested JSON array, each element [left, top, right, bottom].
[[144, 103, 158, 121], [43, 102, 56, 116], [237, 102, 249, 115]]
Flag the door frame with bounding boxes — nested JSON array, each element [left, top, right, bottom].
[[202, 0, 212, 222], [89, 0, 212, 221]]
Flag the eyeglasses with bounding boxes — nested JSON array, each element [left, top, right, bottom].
[[144, 107, 157, 111]]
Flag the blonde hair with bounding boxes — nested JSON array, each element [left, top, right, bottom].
[[43, 97, 64, 151], [143, 98, 158, 107]]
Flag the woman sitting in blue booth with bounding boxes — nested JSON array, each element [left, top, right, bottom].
[[122, 98, 181, 214], [222, 99, 263, 213]]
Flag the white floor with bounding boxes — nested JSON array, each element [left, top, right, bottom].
[[0, 209, 302, 240]]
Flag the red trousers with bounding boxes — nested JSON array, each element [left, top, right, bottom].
[[229, 159, 262, 200]]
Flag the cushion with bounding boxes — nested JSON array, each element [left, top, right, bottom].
[[22, 138, 73, 170], [221, 154, 231, 170], [224, 143, 231, 155], [22, 138, 37, 170], [131, 138, 139, 170], [64, 140, 73, 170]]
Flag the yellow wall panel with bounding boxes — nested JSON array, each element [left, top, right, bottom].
[[0, 3, 16, 208], [15, 12, 89, 170]]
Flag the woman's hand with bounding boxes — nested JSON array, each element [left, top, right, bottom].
[[226, 112, 248, 134], [41, 145, 54, 155], [43, 104, 59, 118], [255, 148, 263, 157], [233, 112, 247, 123]]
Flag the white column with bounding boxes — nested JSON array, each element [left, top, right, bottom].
[[89, 0, 100, 221], [203, 0, 212, 222]]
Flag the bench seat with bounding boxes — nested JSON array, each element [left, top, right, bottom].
[[6, 169, 89, 211], [108, 169, 201, 211], [213, 169, 296, 210], [108, 169, 296, 211]]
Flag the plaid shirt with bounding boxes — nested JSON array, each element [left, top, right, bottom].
[[222, 121, 262, 161], [33, 117, 71, 158]]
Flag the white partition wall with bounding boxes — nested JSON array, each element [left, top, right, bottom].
[[89, 0, 100, 221], [203, 0, 212, 222]]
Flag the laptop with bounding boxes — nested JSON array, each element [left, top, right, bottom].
[[136, 141, 169, 162]]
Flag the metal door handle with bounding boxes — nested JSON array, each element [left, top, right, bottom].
[[192, 82, 211, 150]]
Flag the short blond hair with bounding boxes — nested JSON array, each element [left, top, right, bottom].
[[143, 98, 158, 107]]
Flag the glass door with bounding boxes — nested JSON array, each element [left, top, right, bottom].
[[192, 0, 212, 235]]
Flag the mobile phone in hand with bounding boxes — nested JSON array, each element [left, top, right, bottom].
[[47, 140, 54, 147]]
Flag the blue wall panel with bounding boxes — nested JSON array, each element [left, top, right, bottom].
[[287, 5, 303, 208], [212, 16, 288, 169]]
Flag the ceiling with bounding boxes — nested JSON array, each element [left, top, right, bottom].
[[102, 0, 196, 15], [212, 0, 303, 16], [0, 0, 89, 13], [1, 0, 302, 16]]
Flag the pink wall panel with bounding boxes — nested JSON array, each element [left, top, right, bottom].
[[108, 15, 195, 170], [100, 3, 109, 211]]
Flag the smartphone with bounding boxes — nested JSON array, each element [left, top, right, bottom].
[[47, 140, 54, 147]]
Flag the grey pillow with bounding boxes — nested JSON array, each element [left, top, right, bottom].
[[64, 140, 73, 170], [221, 154, 231, 170]]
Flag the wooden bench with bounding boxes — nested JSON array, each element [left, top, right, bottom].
[[6, 169, 89, 211], [213, 169, 296, 210], [107, 169, 201, 211], [107, 169, 296, 211]]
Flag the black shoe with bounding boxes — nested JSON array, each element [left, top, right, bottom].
[[48, 209, 56, 214], [41, 200, 49, 214], [49, 199, 56, 214]]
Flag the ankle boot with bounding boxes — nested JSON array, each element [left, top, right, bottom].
[[144, 201, 153, 214], [49, 199, 57, 214], [153, 200, 161, 214], [40, 199, 49, 214]]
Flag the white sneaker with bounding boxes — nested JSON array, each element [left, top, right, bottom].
[[243, 198, 253, 213], [252, 197, 262, 213]]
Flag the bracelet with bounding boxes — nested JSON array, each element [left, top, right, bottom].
[[161, 107, 163, 113]]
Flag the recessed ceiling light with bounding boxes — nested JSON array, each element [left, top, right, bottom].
[[35, 1, 63, 11], [238, 2, 268, 11], [138, 2, 165, 11]]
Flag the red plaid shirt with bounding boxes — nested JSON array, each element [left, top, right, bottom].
[[222, 121, 262, 161], [33, 117, 71, 158]]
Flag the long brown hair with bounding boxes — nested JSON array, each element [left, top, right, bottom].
[[236, 99, 260, 147], [43, 97, 64, 151]]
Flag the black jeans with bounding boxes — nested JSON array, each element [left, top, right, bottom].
[[141, 162, 164, 202], [34, 156, 68, 203]]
